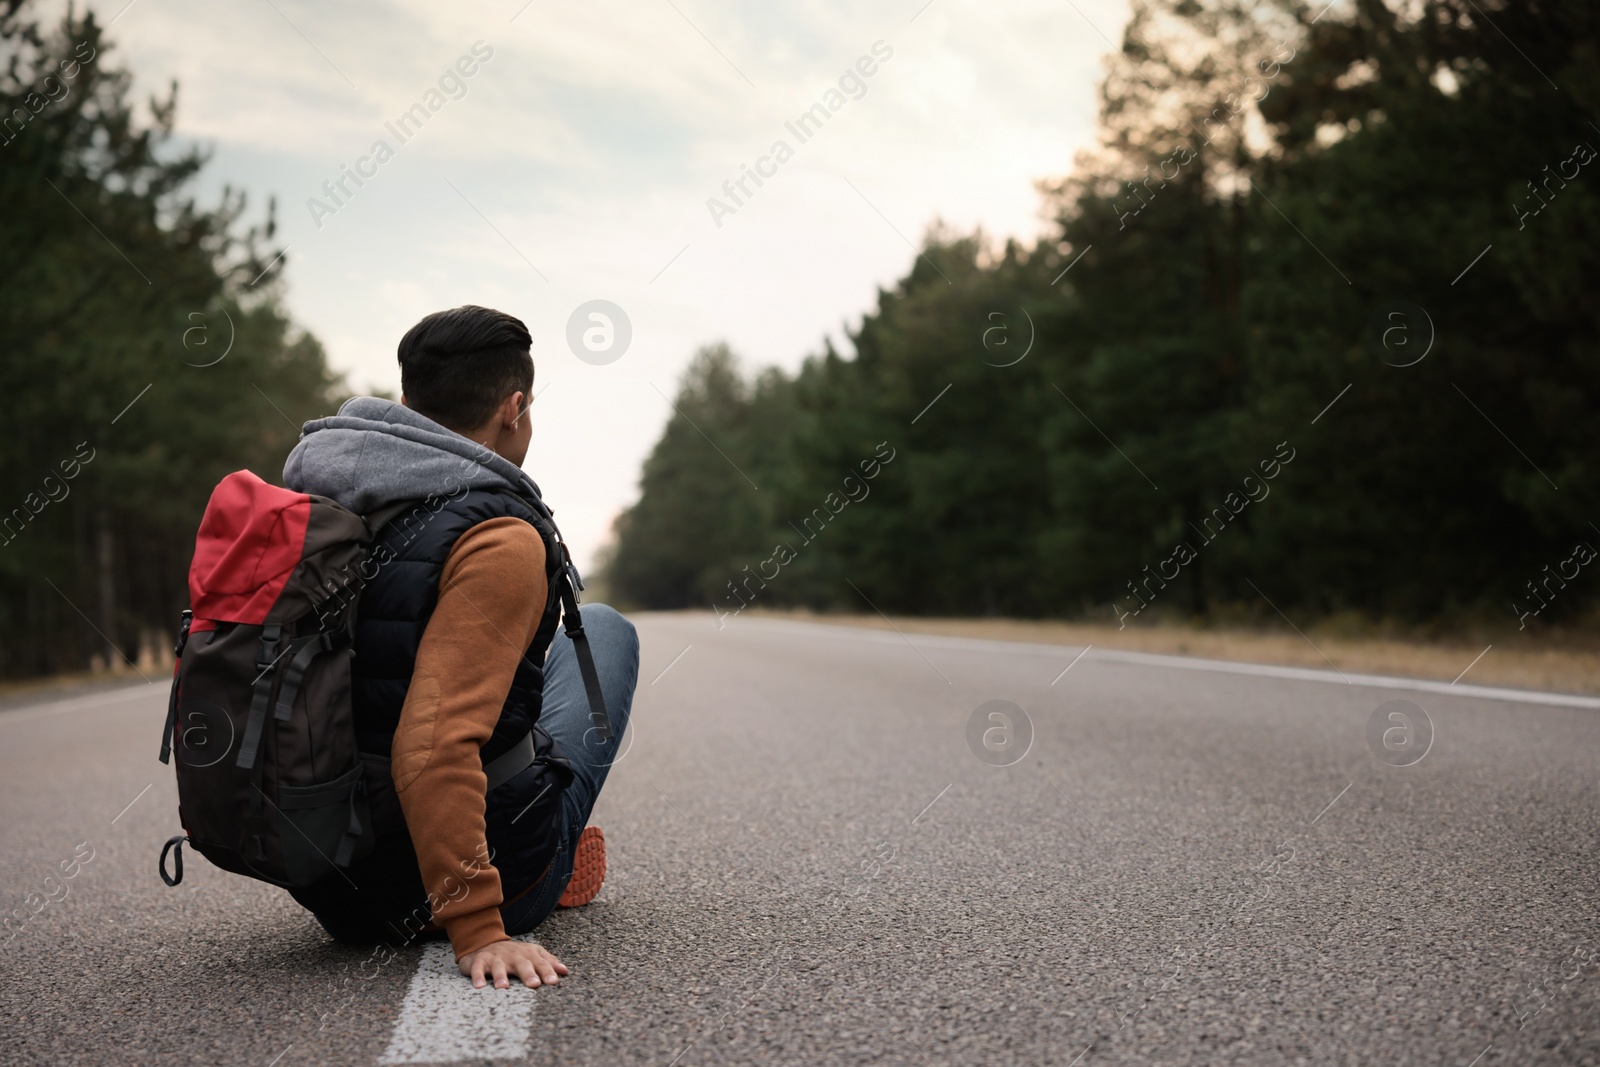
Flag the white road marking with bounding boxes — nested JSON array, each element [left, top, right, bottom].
[[721, 617, 1600, 710], [379, 940, 538, 1064]]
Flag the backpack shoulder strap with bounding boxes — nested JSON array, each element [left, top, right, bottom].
[[362, 498, 423, 539], [554, 553, 612, 743], [526, 512, 612, 742]]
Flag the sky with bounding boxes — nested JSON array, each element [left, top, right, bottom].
[[75, 0, 1130, 571]]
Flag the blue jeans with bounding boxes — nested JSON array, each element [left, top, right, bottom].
[[501, 603, 639, 934]]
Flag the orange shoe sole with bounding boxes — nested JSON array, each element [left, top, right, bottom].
[[558, 826, 606, 908]]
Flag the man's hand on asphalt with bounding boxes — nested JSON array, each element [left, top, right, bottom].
[[458, 939, 569, 989]]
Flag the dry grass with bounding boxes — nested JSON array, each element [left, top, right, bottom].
[[0, 666, 154, 705], [8, 613, 1596, 701], [748, 609, 1600, 696], [0, 648, 170, 703]]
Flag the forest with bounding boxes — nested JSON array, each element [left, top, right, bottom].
[[3, 0, 1597, 680], [0, 3, 343, 678], [607, 0, 1600, 634]]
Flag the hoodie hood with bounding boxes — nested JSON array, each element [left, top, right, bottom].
[[283, 396, 552, 520]]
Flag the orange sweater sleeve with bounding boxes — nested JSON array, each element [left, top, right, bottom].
[[390, 516, 548, 960]]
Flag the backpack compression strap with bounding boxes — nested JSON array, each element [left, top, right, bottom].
[[158, 610, 194, 764]]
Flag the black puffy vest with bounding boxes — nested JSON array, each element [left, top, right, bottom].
[[289, 488, 572, 925], [351, 488, 560, 763]]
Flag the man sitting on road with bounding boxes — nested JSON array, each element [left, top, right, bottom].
[[281, 305, 639, 989]]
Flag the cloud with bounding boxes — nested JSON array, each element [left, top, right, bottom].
[[49, 0, 1129, 568]]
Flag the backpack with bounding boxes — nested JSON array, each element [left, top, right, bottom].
[[155, 469, 609, 890]]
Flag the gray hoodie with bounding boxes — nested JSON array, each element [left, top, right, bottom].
[[283, 396, 554, 523]]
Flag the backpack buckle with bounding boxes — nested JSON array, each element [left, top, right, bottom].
[[173, 609, 193, 658], [255, 624, 283, 675], [236, 625, 285, 770]]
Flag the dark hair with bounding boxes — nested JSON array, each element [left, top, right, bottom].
[[397, 305, 533, 431]]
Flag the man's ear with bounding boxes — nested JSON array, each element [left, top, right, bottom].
[[500, 390, 527, 428]]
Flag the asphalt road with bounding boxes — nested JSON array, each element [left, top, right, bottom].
[[3, 612, 1598, 1066]]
